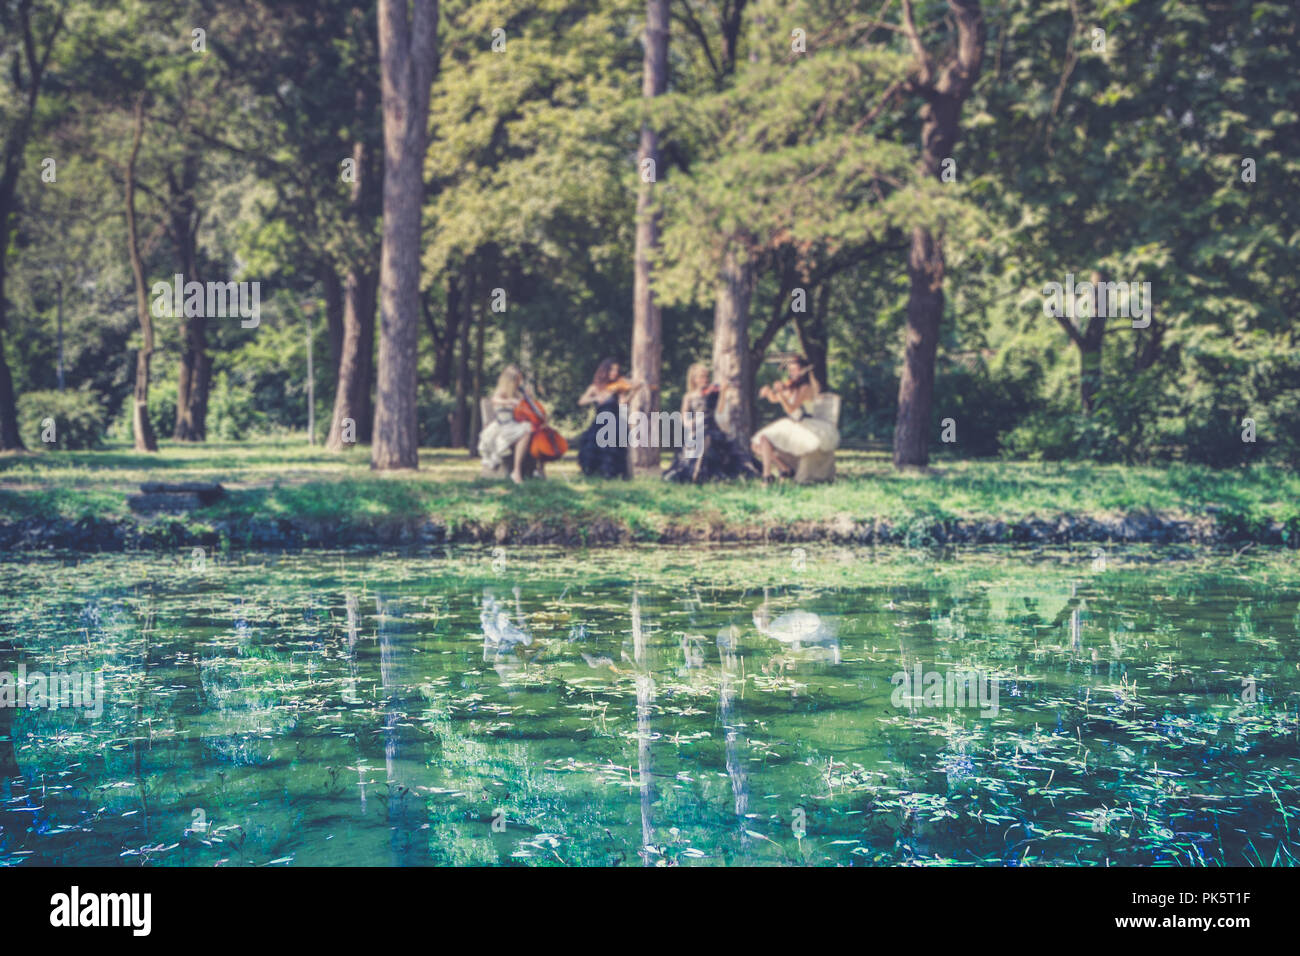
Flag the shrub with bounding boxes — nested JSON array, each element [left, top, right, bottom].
[[18, 388, 108, 450]]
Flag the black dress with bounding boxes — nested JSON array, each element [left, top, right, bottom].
[[577, 393, 627, 478], [663, 389, 760, 483]]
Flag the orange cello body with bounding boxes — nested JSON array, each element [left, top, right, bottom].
[[514, 389, 568, 462]]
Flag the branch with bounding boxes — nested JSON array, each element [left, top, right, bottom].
[[900, 0, 934, 88]]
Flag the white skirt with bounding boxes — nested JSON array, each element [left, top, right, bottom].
[[753, 416, 839, 457], [479, 419, 532, 468]]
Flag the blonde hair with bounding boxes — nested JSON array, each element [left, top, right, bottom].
[[686, 362, 709, 393], [493, 365, 522, 400]]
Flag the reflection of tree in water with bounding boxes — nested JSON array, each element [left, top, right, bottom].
[[716, 624, 750, 857], [0, 637, 22, 854], [630, 589, 654, 866], [376, 593, 422, 865]]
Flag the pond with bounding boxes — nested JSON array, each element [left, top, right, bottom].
[[1, 545, 1297, 866]]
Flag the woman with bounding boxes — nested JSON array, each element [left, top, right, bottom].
[[663, 363, 760, 483], [576, 358, 641, 478], [478, 364, 536, 484], [750, 355, 838, 480]]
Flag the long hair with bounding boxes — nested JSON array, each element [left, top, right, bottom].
[[592, 357, 619, 387], [685, 362, 709, 393], [494, 364, 522, 400]]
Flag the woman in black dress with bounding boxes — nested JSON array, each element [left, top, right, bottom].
[[576, 358, 640, 478], [663, 363, 760, 483]]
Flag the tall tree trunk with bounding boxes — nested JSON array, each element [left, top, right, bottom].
[[892, 0, 985, 469], [1078, 270, 1107, 415], [173, 151, 209, 441], [468, 299, 485, 455], [327, 124, 380, 450], [628, 0, 669, 476], [1052, 270, 1108, 415], [449, 280, 470, 447], [0, 3, 63, 450], [0, 328, 20, 450], [125, 96, 158, 453], [894, 225, 944, 466], [423, 275, 459, 390], [326, 265, 377, 449], [794, 281, 831, 391], [712, 248, 755, 443], [372, 0, 439, 471], [322, 265, 345, 378]]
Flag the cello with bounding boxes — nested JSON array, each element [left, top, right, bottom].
[[514, 385, 568, 462]]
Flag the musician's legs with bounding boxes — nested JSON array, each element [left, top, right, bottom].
[[771, 448, 796, 476], [752, 434, 774, 479], [511, 435, 528, 483]]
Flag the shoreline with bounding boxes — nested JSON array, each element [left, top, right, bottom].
[[0, 509, 1290, 553]]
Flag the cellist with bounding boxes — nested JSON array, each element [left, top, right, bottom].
[[478, 365, 536, 484], [514, 375, 568, 469]]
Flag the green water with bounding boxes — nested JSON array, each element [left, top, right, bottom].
[[1, 546, 1297, 867]]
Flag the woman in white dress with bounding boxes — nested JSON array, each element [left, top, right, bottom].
[[478, 365, 536, 483], [750, 355, 838, 480]]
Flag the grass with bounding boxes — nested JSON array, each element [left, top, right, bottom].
[[1, 436, 1297, 541]]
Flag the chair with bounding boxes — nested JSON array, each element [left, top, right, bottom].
[[793, 392, 840, 485]]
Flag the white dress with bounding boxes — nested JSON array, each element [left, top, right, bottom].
[[478, 399, 532, 469], [753, 399, 839, 457]]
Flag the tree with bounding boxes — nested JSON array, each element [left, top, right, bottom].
[[124, 95, 158, 452], [628, 0, 670, 474], [371, 0, 438, 470], [0, 0, 64, 450], [892, 0, 984, 469], [655, 0, 914, 446]]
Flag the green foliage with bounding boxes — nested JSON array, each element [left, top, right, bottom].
[[17, 388, 108, 450]]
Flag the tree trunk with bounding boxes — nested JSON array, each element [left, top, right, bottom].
[[322, 265, 345, 377], [424, 275, 459, 390], [0, 4, 64, 450], [371, 0, 439, 471], [173, 151, 209, 441], [326, 266, 377, 449], [0, 329, 21, 450], [794, 281, 831, 392], [1077, 275, 1106, 415], [326, 122, 380, 450], [892, 0, 985, 469], [468, 300, 485, 455], [712, 248, 755, 443], [450, 269, 472, 447], [1052, 270, 1108, 415], [125, 97, 158, 453], [628, 0, 669, 476], [894, 225, 944, 467]]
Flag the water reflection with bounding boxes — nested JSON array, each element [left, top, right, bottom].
[[753, 597, 841, 667], [480, 588, 536, 682], [0, 548, 1297, 867]]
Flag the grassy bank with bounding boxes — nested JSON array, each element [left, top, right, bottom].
[[1, 437, 1298, 547]]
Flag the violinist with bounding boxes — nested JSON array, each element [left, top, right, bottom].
[[751, 355, 839, 481], [576, 358, 644, 478], [663, 362, 760, 483], [478, 364, 536, 484]]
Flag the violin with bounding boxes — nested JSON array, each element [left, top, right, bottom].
[[514, 386, 568, 462]]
